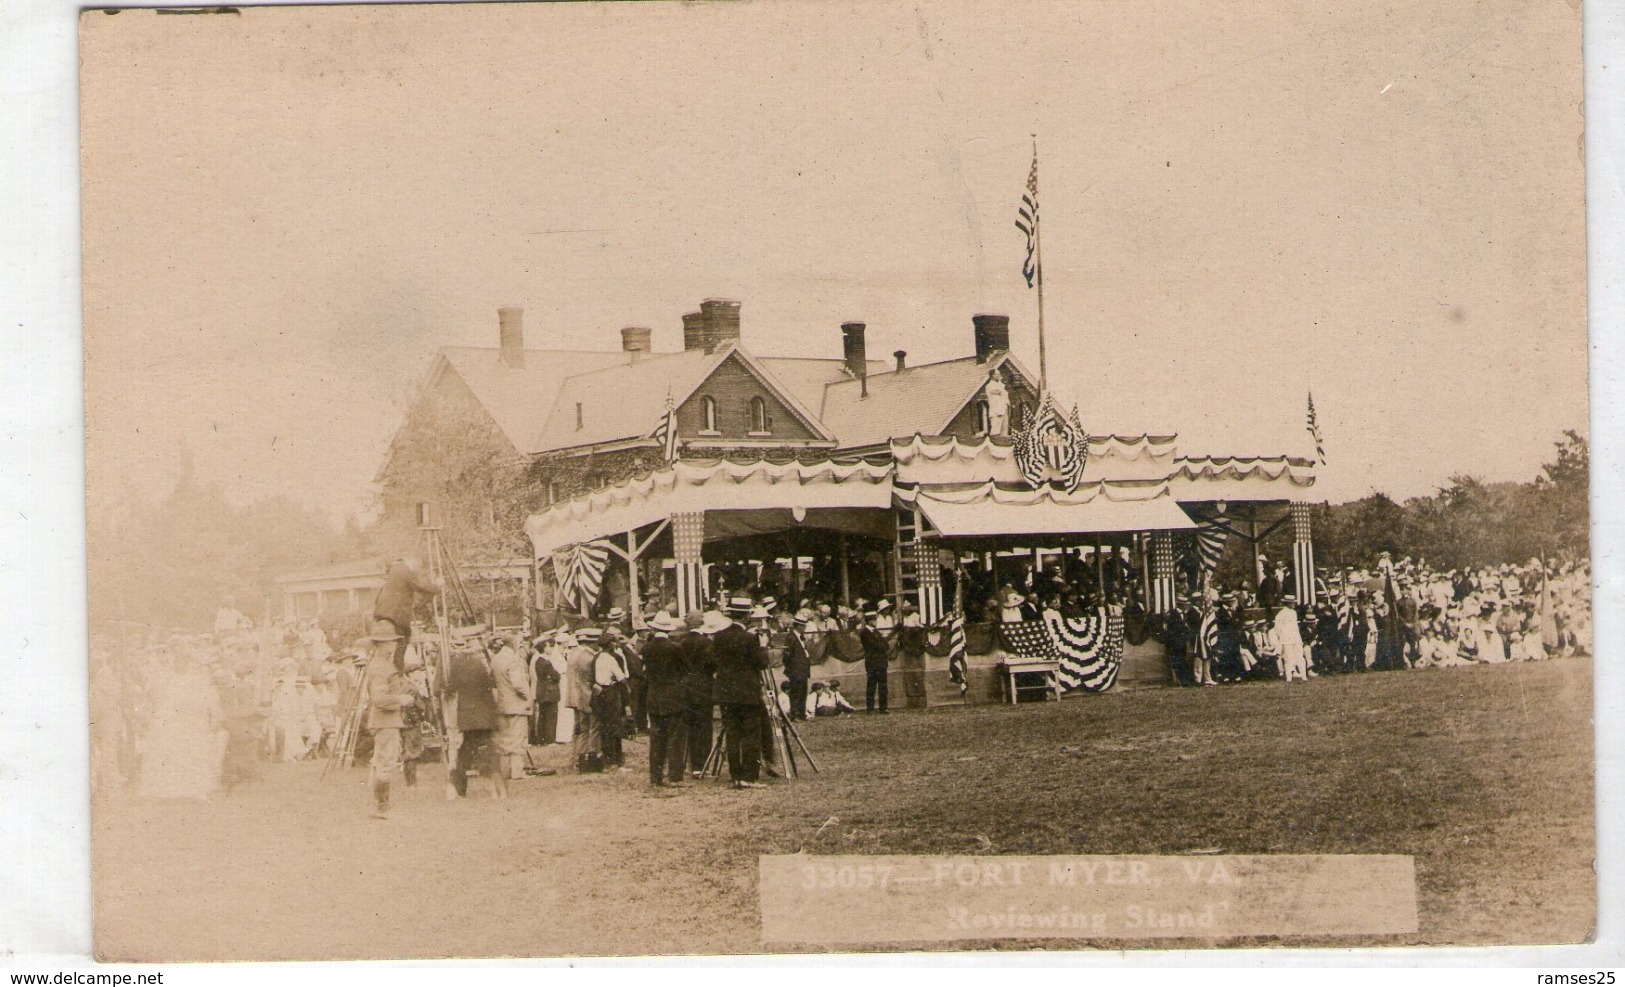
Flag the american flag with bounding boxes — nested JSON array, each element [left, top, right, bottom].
[[1307, 391, 1326, 464], [650, 391, 678, 463], [1014, 149, 1039, 288]]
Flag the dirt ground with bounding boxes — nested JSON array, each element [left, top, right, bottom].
[[92, 657, 1596, 960]]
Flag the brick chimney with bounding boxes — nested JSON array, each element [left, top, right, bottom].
[[842, 322, 868, 397], [973, 314, 1010, 363], [682, 311, 707, 352], [893, 349, 907, 373], [498, 306, 524, 369], [621, 326, 652, 364], [700, 298, 741, 353]]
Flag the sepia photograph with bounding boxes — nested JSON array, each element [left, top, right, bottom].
[[75, 0, 1595, 961]]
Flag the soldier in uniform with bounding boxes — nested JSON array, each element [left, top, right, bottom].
[[372, 558, 441, 671], [362, 624, 417, 818]]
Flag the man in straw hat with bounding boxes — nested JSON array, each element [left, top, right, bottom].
[[595, 626, 631, 770], [641, 612, 689, 787], [710, 600, 769, 788], [444, 636, 504, 798], [529, 631, 564, 747], [783, 610, 815, 723], [490, 631, 533, 783], [562, 627, 601, 773], [678, 610, 716, 779], [1272, 592, 1310, 683], [859, 607, 891, 713]]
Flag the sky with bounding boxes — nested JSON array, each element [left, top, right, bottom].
[[78, 0, 1589, 524]]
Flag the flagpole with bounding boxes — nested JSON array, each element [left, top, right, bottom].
[[1032, 135, 1048, 396]]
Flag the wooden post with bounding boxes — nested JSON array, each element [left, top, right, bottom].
[[1250, 517, 1262, 589], [625, 529, 642, 623], [839, 533, 851, 607], [1094, 536, 1105, 596]]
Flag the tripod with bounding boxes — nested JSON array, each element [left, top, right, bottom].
[[701, 670, 818, 781], [320, 673, 370, 780], [421, 524, 482, 793]]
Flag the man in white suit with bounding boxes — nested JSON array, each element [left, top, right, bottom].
[[1273, 593, 1310, 683]]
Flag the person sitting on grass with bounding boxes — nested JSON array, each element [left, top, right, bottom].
[[813, 681, 856, 716]]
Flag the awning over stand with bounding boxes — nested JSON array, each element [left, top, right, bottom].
[[913, 494, 1197, 539]]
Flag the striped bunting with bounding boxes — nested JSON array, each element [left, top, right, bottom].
[[1195, 517, 1229, 575], [997, 609, 1126, 693], [946, 613, 969, 693], [551, 540, 612, 612]]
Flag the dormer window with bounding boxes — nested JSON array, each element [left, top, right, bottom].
[[700, 395, 719, 435], [975, 399, 991, 436], [575, 402, 584, 431], [748, 396, 770, 436]]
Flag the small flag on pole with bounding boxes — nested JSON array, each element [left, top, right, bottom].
[[1014, 149, 1039, 288], [651, 390, 678, 463], [1307, 391, 1326, 464]]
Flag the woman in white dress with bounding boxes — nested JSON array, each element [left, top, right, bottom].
[[1514, 611, 1546, 662], [138, 645, 225, 800]]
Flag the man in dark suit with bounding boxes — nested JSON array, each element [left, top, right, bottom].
[[709, 599, 769, 788], [783, 610, 814, 722], [640, 612, 689, 787], [677, 610, 715, 779], [444, 639, 503, 799], [859, 609, 890, 713], [1257, 558, 1284, 613], [372, 558, 441, 670], [529, 634, 561, 746]]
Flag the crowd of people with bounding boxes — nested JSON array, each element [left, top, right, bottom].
[[90, 549, 1592, 814], [1158, 553, 1592, 686], [89, 616, 356, 801]]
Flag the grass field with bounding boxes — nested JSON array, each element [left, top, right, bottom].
[[93, 657, 1595, 960]]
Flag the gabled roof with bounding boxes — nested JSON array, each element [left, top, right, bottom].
[[817, 352, 1038, 451], [533, 348, 717, 453], [758, 356, 886, 413], [531, 343, 837, 455], [437, 346, 629, 455]]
